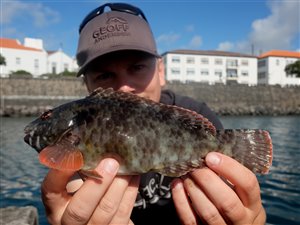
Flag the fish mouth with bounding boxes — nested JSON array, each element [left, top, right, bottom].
[[24, 133, 42, 153], [24, 133, 31, 145]]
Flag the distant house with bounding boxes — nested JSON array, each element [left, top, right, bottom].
[[0, 37, 78, 78], [162, 50, 258, 85], [0, 38, 47, 77], [47, 50, 78, 75], [258, 50, 300, 86]]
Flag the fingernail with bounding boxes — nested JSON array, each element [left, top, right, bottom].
[[101, 158, 119, 174], [171, 179, 183, 190], [206, 152, 221, 166]]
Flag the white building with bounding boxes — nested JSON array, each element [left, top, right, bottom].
[[0, 38, 47, 77], [162, 50, 258, 85], [0, 37, 78, 78], [258, 50, 300, 86], [47, 50, 78, 75]]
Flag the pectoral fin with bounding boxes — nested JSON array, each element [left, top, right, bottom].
[[39, 144, 83, 171]]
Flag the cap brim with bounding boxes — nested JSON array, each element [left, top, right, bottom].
[[76, 48, 160, 76]]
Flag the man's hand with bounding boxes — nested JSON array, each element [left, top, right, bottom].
[[41, 158, 140, 225], [171, 152, 266, 225]]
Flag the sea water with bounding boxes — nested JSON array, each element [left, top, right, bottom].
[[0, 116, 299, 224]]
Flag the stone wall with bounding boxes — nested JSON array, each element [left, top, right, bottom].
[[165, 83, 300, 115], [1, 77, 299, 116]]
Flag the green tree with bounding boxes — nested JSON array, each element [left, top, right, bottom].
[[285, 60, 300, 78], [0, 54, 6, 65], [9, 70, 32, 78], [59, 69, 77, 77]]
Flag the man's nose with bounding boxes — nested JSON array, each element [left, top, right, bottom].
[[115, 75, 135, 93], [118, 85, 134, 92]]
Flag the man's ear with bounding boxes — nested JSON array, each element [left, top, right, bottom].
[[157, 58, 166, 87]]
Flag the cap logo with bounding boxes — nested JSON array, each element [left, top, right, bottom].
[[92, 17, 130, 43]]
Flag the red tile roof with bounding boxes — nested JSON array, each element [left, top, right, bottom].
[[259, 50, 300, 59], [162, 49, 257, 58], [0, 38, 42, 52]]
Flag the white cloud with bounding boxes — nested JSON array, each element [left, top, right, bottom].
[[1, 0, 60, 27], [249, 0, 299, 52], [156, 32, 181, 45], [188, 35, 202, 49], [217, 41, 234, 51], [217, 0, 300, 54]]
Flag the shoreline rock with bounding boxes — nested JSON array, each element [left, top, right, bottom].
[[1, 78, 299, 117], [0, 206, 39, 225]]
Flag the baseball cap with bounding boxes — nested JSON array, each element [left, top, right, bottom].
[[76, 3, 160, 76]]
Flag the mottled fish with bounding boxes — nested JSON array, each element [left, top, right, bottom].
[[24, 87, 273, 177]]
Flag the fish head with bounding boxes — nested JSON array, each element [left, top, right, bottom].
[[24, 105, 77, 152]]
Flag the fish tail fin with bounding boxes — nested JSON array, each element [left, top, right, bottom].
[[217, 129, 273, 174]]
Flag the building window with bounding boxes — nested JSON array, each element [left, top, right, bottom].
[[187, 68, 195, 75], [171, 68, 180, 75], [241, 59, 249, 66], [258, 72, 266, 79], [215, 70, 222, 77], [201, 69, 209, 76], [52, 62, 57, 74], [201, 58, 209, 64], [64, 63, 69, 71], [227, 69, 237, 77], [16, 57, 21, 65], [226, 59, 238, 67], [215, 58, 223, 65], [171, 56, 180, 63], [34, 59, 39, 69], [276, 59, 280, 66], [241, 70, 249, 76], [186, 57, 195, 64], [258, 60, 266, 67]]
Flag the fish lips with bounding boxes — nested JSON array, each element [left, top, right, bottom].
[[24, 133, 43, 153]]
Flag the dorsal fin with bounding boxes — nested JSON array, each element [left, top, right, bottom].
[[88, 87, 114, 98]]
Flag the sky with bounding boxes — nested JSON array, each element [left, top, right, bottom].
[[1, 0, 300, 58]]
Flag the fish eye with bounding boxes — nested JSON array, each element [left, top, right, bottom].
[[40, 109, 53, 120]]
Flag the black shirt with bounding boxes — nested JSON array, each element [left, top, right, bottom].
[[131, 89, 223, 225]]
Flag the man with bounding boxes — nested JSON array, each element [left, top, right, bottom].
[[41, 3, 266, 225]]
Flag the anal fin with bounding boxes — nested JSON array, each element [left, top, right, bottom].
[[155, 158, 205, 177]]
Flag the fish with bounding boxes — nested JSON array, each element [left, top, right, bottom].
[[24, 87, 273, 177]]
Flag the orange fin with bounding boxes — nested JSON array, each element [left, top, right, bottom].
[[39, 144, 83, 171]]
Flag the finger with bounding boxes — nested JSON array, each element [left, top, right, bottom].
[[190, 168, 246, 224], [41, 169, 74, 223], [182, 176, 227, 225], [66, 173, 84, 194], [109, 175, 140, 225], [42, 169, 74, 194], [171, 178, 198, 225], [90, 175, 132, 224], [205, 152, 261, 208], [62, 158, 119, 225]]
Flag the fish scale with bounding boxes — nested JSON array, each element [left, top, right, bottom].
[[24, 87, 273, 177]]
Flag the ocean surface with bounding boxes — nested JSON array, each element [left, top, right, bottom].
[[0, 116, 299, 225]]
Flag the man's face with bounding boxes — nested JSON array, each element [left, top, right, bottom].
[[84, 51, 165, 102]]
